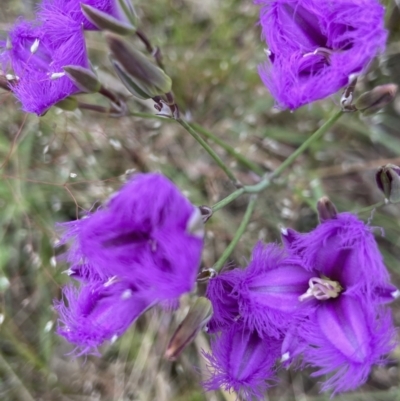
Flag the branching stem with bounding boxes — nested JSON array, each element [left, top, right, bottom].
[[212, 110, 344, 211]]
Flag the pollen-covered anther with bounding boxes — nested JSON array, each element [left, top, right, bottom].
[[299, 277, 342, 301]]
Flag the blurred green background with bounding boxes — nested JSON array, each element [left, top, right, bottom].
[[1, 0, 400, 400]]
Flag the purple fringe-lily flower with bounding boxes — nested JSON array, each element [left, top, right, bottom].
[[203, 325, 281, 399], [204, 211, 397, 396], [282, 212, 392, 296], [279, 212, 397, 393], [1, 18, 89, 115], [256, 0, 387, 109], [56, 173, 204, 353], [1, 0, 132, 114], [58, 173, 204, 301], [298, 297, 395, 394]]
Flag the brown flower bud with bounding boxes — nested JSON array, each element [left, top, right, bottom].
[[63, 65, 101, 93], [376, 164, 400, 203], [317, 196, 338, 222], [165, 297, 212, 361], [105, 33, 172, 99], [355, 84, 398, 116]]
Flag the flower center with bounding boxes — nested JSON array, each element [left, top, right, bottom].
[[299, 276, 342, 302]]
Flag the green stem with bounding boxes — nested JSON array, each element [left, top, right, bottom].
[[213, 195, 257, 271], [128, 111, 265, 176], [0, 353, 36, 401], [177, 118, 241, 187], [212, 109, 344, 211], [191, 123, 264, 176], [354, 200, 386, 215], [270, 110, 343, 180]]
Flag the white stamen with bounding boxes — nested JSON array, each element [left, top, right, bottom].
[[6, 74, 19, 81], [281, 352, 290, 362], [111, 335, 118, 343], [50, 72, 65, 80], [62, 268, 74, 276], [303, 47, 333, 59], [280, 227, 288, 236], [121, 289, 132, 300], [391, 289, 400, 299], [104, 276, 118, 287], [30, 39, 40, 54], [299, 277, 342, 302]]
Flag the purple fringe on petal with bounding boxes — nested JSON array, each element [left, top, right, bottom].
[[256, 0, 387, 109], [203, 325, 280, 399]]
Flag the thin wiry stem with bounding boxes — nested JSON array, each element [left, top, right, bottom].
[[191, 122, 264, 176], [213, 195, 257, 272], [177, 118, 242, 187], [212, 110, 344, 211], [354, 200, 387, 215]]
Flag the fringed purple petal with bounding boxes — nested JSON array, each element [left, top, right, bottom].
[[206, 268, 244, 333], [285, 213, 390, 294], [238, 243, 315, 337], [55, 281, 154, 355], [373, 283, 400, 304], [281, 322, 309, 368], [280, 227, 301, 248], [300, 295, 396, 394], [202, 325, 280, 398], [4, 18, 88, 114]]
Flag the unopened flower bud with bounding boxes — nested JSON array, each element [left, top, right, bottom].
[[114, 0, 137, 27], [355, 84, 398, 116], [81, 3, 136, 35], [55, 97, 78, 111], [376, 164, 400, 203], [105, 33, 172, 99], [63, 65, 101, 93], [165, 297, 212, 361], [196, 268, 217, 283], [199, 205, 213, 223], [317, 196, 338, 222]]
